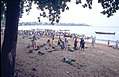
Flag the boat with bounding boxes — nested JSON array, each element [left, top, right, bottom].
[[95, 31, 115, 35]]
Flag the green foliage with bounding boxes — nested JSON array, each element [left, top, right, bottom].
[[98, 0, 119, 17], [76, 0, 119, 17], [1, 0, 119, 24]]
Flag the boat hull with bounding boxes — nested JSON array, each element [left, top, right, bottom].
[[95, 32, 115, 35]]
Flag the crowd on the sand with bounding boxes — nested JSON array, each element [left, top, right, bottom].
[[17, 29, 91, 52], [23, 30, 86, 51], [17, 29, 119, 51], [1, 28, 119, 50]]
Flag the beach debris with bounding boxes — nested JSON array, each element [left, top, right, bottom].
[[28, 49, 33, 53], [38, 51, 44, 55]]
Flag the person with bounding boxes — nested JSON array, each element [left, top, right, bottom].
[[115, 40, 119, 49], [92, 37, 96, 46], [31, 34, 37, 49], [107, 40, 110, 46], [51, 37, 55, 47], [64, 38, 68, 50], [60, 39, 65, 50], [57, 38, 61, 46], [47, 39, 51, 46], [74, 38, 78, 50], [81, 39, 85, 51], [80, 38, 85, 50], [31, 39, 36, 49]]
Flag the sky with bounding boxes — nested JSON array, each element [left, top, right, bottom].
[[19, 0, 119, 27]]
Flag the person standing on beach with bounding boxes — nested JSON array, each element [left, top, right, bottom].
[[60, 39, 65, 50], [115, 40, 119, 49], [92, 37, 96, 46], [51, 37, 55, 47], [64, 38, 68, 50], [31, 34, 37, 49], [81, 39, 85, 51], [74, 38, 78, 50], [108, 40, 110, 46], [80, 38, 85, 50]]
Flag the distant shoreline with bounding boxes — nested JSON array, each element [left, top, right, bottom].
[[18, 22, 90, 26]]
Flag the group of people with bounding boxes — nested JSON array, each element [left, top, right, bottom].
[[30, 33, 86, 51], [28, 29, 118, 51], [74, 37, 85, 51], [47, 36, 69, 50]]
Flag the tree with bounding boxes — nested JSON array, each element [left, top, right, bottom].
[[1, 1, 21, 77], [1, 0, 119, 77]]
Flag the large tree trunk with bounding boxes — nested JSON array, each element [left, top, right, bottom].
[[1, 1, 21, 77]]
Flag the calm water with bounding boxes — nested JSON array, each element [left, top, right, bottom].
[[18, 25, 119, 45]]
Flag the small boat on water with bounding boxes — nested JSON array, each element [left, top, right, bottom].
[[95, 31, 115, 35]]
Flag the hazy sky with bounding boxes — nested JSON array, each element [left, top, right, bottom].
[[20, 0, 119, 26]]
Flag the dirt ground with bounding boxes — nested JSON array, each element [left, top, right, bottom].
[[1, 35, 119, 77]]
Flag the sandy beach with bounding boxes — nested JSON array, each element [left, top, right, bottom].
[[1, 35, 119, 77]]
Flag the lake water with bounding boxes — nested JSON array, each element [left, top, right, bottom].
[[18, 25, 119, 45]]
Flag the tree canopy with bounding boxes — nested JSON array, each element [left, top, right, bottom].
[[1, 0, 119, 24]]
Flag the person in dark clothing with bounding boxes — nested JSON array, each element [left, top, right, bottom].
[[60, 39, 65, 50], [74, 38, 78, 50], [80, 38, 85, 51], [81, 40, 85, 50]]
